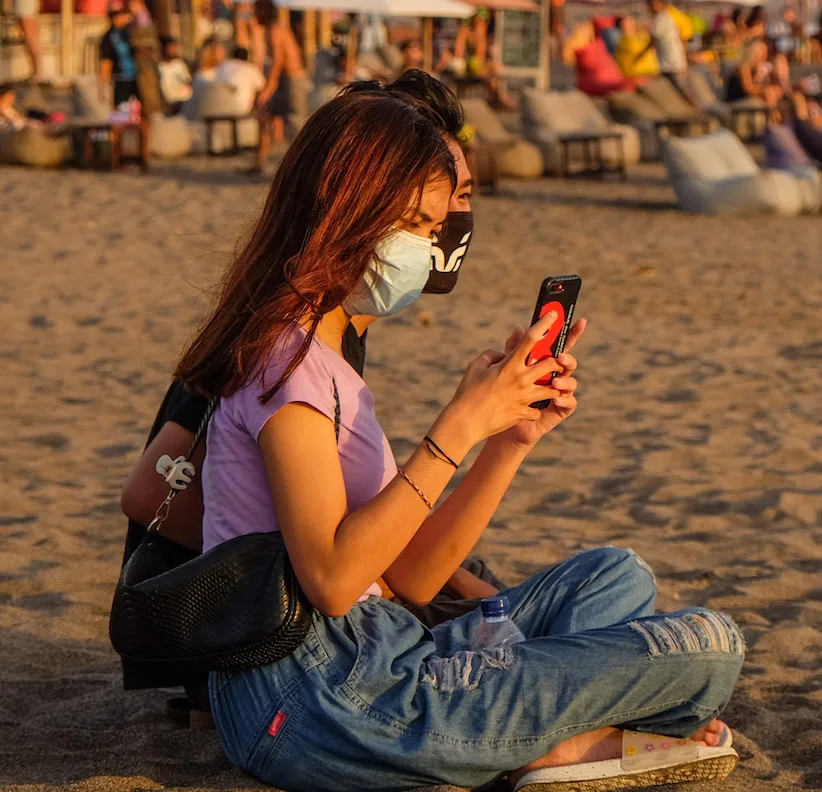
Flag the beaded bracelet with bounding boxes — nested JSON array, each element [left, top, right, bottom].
[[397, 468, 433, 509]]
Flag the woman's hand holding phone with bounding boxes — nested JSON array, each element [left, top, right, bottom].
[[492, 318, 587, 450], [431, 311, 579, 459]]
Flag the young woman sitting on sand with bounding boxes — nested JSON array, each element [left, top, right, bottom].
[[166, 86, 745, 791], [119, 77, 499, 723]]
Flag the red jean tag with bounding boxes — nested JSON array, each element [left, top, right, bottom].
[[268, 711, 287, 737]]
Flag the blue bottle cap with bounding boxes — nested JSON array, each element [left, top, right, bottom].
[[481, 595, 510, 619]]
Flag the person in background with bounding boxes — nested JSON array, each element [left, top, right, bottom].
[[0, 82, 34, 131], [770, 6, 799, 59], [158, 36, 192, 113], [193, 36, 227, 85], [100, 1, 150, 168], [639, 0, 689, 97], [128, 0, 165, 124], [725, 39, 783, 106], [746, 5, 767, 41], [215, 45, 265, 115], [12, 0, 40, 80], [229, 0, 265, 68], [100, 1, 137, 109], [400, 39, 425, 72], [719, 8, 746, 60], [252, 0, 310, 173], [601, 18, 623, 56]]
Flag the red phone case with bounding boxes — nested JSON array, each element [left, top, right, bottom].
[[527, 276, 582, 397]]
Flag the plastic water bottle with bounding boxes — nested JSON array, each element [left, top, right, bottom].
[[472, 595, 525, 650]]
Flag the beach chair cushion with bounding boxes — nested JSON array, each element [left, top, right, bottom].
[[0, 127, 71, 167], [575, 38, 630, 96], [663, 129, 821, 214], [521, 88, 608, 136], [148, 113, 193, 159], [614, 32, 660, 78], [639, 77, 696, 119], [608, 90, 667, 123], [184, 80, 248, 121], [685, 70, 718, 109], [499, 140, 544, 179], [460, 99, 516, 146], [520, 88, 641, 173]]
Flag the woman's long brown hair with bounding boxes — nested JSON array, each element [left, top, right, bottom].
[[175, 90, 456, 402]]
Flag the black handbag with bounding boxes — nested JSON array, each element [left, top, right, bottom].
[[109, 384, 340, 674]]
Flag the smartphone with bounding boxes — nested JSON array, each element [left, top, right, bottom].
[[526, 275, 582, 409]]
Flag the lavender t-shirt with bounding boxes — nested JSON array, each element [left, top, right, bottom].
[[201, 327, 397, 598]]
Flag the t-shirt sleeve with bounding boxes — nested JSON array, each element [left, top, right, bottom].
[[240, 345, 338, 441], [100, 31, 115, 63], [167, 386, 210, 435]]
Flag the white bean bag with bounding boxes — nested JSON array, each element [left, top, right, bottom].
[[149, 113, 192, 159], [520, 88, 641, 175], [663, 129, 822, 215]]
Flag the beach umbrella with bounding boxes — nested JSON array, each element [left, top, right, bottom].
[[462, 0, 539, 10], [275, 0, 473, 16]]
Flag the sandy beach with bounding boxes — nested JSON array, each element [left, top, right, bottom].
[[1, 158, 821, 792]]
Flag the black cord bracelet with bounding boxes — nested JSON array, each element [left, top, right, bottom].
[[424, 435, 460, 469]]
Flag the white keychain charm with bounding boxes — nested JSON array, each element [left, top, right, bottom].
[[155, 454, 196, 491]]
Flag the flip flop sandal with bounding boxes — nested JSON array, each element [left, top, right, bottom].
[[514, 728, 738, 792]]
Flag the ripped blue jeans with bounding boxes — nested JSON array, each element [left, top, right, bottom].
[[209, 547, 744, 792]]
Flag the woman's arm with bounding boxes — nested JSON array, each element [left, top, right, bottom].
[[381, 436, 528, 605], [261, 24, 286, 98], [120, 422, 205, 551], [261, 316, 566, 616], [384, 322, 585, 605], [739, 65, 764, 97], [260, 400, 469, 616]]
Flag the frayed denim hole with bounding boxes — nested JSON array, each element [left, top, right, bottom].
[[629, 611, 746, 658], [421, 648, 515, 693]]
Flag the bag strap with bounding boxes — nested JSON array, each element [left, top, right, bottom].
[[147, 378, 341, 534]]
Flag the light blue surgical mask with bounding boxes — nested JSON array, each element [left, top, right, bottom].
[[343, 229, 433, 318]]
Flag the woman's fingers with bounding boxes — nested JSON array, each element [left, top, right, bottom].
[[563, 319, 588, 353], [527, 355, 563, 382], [555, 352, 578, 375], [514, 310, 559, 363], [551, 376, 577, 393]]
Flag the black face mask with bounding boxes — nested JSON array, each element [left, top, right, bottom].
[[423, 211, 474, 295]]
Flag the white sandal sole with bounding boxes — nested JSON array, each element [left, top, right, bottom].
[[515, 752, 738, 791]]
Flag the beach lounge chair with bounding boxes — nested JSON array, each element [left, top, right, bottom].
[[183, 81, 259, 156], [520, 87, 640, 176], [637, 77, 719, 139], [460, 98, 545, 187], [663, 129, 821, 215], [685, 69, 769, 142]]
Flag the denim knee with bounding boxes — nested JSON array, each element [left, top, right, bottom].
[[628, 608, 745, 719], [581, 546, 658, 599]]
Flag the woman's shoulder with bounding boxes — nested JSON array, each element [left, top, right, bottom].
[[225, 328, 349, 440]]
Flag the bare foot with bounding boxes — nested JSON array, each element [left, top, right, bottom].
[[689, 718, 728, 747], [507, 720, 729, 787]]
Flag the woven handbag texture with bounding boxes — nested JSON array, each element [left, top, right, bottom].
[[110, 531, 313, 673]]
